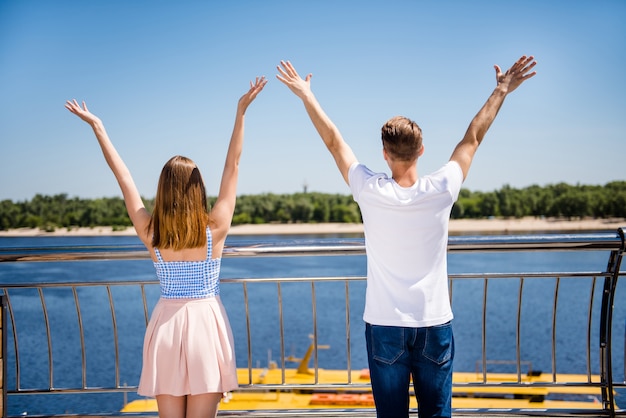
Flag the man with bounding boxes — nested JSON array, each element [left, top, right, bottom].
[[276, 56, 537, 418]]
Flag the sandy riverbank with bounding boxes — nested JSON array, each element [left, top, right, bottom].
[[0, 217, 624, 237]]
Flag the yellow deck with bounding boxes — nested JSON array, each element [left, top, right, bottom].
[[121, 367, 607, 413], [122, 393, 603, 413]]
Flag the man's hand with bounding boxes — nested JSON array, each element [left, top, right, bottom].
[[495, 55, 537, 94], [276, 60, 313, 99]]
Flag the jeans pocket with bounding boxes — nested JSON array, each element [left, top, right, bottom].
[[368, 324, 405, 365], [423, 322, 453, 365]]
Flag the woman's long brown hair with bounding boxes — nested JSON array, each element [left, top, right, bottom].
[[148, 156, 210, 250]]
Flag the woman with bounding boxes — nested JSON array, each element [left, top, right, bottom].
[[65, 75, 267, 418]]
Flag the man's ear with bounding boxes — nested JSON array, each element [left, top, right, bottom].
[[418, 144, 425, 157]]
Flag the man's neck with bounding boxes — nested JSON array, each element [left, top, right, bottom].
[[390, 161, 418, 187]]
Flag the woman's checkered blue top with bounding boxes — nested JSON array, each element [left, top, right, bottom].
[[153, 227, 220, 299]]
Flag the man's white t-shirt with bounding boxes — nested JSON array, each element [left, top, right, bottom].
[[348, 160, 464, 328]]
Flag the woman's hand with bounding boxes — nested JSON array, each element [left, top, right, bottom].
[[237, 76, 268, 115], [65, 99, 102, 126]]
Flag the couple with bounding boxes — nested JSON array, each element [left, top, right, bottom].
[[66, 55, 536, 418]]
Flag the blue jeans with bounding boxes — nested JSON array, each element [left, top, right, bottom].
[[365, 322, 454, 418]]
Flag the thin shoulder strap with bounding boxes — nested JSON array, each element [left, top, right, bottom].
[[153, 247, 164, 262], [206, 227, 213, 260]]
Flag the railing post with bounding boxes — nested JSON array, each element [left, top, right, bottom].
[[0, 295, 6, 418], [599, 227, 625, 417]]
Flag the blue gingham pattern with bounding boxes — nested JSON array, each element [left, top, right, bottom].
[[153, 228, 220, 299]]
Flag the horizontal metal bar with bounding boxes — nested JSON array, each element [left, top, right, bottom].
[[0, 271, 616, 289], [0, 230, 624, 263]]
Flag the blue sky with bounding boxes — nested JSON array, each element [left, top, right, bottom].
[[1, 0, 624, 201]]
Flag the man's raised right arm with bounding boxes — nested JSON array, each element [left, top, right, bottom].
[[276, 60, 357, 185]]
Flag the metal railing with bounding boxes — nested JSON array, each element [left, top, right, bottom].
[[0, 228, 624, 417]]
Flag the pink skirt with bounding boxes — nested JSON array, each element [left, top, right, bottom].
[[137, 296, 238, 397]]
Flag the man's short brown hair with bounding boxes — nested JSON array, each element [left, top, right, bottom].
[[381, 116, 423, 162]]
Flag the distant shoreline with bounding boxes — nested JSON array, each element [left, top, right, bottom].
[[0, 217, 624, 237]]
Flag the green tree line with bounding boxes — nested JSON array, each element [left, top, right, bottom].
[[1, 181, 624, 231]]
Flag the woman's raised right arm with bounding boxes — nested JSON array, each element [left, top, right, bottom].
[[65, 100, 152, 245]]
